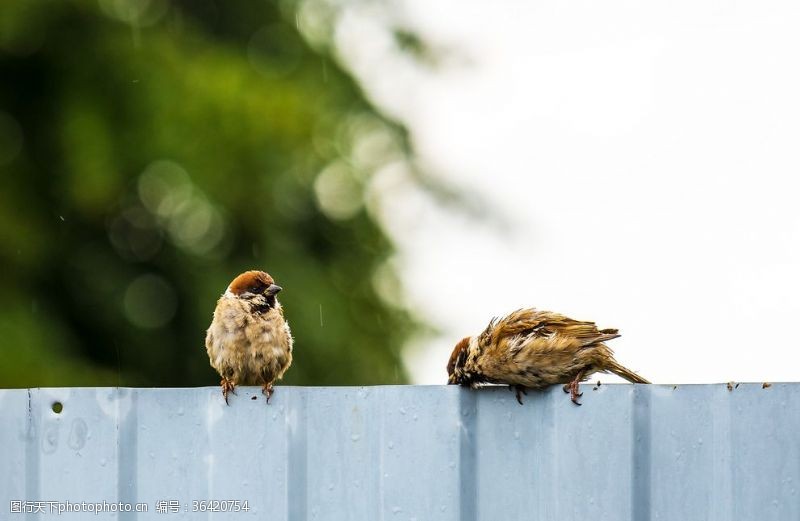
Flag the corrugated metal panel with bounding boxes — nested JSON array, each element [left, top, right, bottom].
[[1, 384, 798, 520]]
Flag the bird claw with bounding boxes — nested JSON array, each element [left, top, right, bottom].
[[262, 383, 274, 404], [512, 385, 527, 405], [566, 374, 584, 406], [221, 378, 237, 405]]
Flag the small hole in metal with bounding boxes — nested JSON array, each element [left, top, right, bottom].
[[52, 402, 63, 414]]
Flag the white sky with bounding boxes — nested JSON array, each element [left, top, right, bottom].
[[332, 0, 800, 384]]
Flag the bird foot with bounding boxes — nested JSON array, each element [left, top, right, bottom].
[[510, 384, 527, 405], [221, 378, 237, 405], [563, 377, 583, 406], [261, 383, 274, 404]]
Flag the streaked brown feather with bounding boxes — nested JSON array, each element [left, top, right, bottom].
[[448, 307, 649, 394]]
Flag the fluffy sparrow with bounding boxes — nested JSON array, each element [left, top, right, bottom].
[[447, 308, 649, 405], [205, 270, 293, 404]]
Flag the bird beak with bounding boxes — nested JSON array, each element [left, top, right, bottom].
[[265, 284, 282, 296]]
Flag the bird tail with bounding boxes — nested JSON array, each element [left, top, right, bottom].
[[606, 359, 650, 384], [592, 331, 621, 344]]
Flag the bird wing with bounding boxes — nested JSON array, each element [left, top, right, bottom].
[[483, 308, 619, 354]]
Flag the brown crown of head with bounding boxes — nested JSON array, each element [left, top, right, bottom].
[[228, 270, 276, 296], [447, 336, 471, 378]]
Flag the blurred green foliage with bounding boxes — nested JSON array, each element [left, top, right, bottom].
[[0, 0, 422, 388]]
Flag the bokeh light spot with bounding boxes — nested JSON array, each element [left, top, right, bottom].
[[108, 206, 163, 261], [138, 160, 193, 218], [314, 161, 363, 220], [372, 260, 405, 308], [98, 0, 168, 26], [123, 274, 177, 329], [135, 160, 229, 257]]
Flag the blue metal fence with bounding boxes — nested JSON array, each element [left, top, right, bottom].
[[1, 384, 797, 519]]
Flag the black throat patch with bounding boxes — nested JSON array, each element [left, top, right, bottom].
[[250, 295, 276, 315]]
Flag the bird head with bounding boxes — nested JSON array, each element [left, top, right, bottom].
[[226, 270, 283, 311], [447, 336, 471, 385]]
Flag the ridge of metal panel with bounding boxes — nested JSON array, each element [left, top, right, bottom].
[[1, 384, 798, 520]]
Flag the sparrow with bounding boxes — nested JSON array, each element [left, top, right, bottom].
[[205, 270, 293, 404], [447, 308, 649, 405]]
